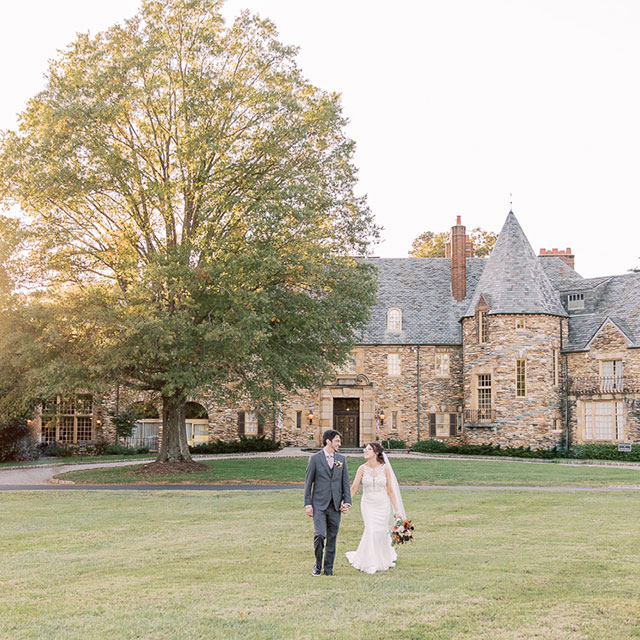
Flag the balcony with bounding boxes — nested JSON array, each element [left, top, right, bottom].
[[568, 376, 640, 396], [464, 408, 497, 426]]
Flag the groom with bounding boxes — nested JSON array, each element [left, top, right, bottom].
[[304, 429, 351, 576]]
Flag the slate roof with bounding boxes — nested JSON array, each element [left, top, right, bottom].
[[562, 272, 640, 351], [358, 211, 640, 350], [358, 258, 485, 345], [462, 212, 567, 318]]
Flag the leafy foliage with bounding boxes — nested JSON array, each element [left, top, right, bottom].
[[411, 439, 563, 459], [380, 438, 407, 449], [109, 407, 142, 441], [189, 436, 280, 454], [409, 227, 497, 257], [0, 0, 379, 463]]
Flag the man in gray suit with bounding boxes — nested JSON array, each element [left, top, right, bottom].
[[304, 429, 351, 576]]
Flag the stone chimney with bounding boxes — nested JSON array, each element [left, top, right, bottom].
[[448, 216, 471, 302], [539, 247, 575, 270]]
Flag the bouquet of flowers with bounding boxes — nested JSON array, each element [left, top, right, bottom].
[[391, 518, 415, 546]]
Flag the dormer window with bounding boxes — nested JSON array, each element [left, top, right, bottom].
[[568, 293, 585, 310], [387, 308, 402, 332]]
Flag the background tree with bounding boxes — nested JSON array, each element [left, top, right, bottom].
[[409, 227, 497, 257], [0, 0, 379, 465], [408, 231, 449, 257]]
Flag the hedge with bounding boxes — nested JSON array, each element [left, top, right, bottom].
[[189, 436, 281, 454]]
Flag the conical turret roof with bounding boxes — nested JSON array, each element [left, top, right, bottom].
[[463, 211, 567, 318]]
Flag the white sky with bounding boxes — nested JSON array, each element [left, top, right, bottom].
[[1, 0, 639, 277]]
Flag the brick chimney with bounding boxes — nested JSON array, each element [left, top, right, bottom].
[[539, 247, 575, 270], [448, 216, 470, 302]]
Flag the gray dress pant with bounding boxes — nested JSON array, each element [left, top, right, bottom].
[[313, 503, 341, 573]]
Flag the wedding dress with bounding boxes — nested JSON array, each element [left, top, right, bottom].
[[345, 463, 398, 574]]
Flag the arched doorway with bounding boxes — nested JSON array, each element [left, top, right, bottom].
[[185, 402, 209, 446], [127, 401, 161, 450]]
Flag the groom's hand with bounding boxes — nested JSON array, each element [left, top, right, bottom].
[[340, 501, 350, 514], [305, 506, 313, 517]]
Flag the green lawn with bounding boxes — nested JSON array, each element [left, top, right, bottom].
[[1, 489, 640, 639], [0, 454, 154, 468], [54, 455, 640, 487]]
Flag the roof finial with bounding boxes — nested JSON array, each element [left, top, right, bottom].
[[509, 192, 513, 212]]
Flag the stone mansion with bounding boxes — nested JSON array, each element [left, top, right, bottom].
[[37, 211, 640, 450]]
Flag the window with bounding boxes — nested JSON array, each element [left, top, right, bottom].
[[387, 308, 402, 332], [339, 353, 356, 374], [130, 420, 161, 449], [391, 411, 398, 430], [40, 395, 96, 444], [296, 410, 302, 429], [478, 310, 488, 343], [238, 411, 263, 436], [568, 293, 585, 310], [477, 374, 492, 412], [435, 353, 450, 377], [245, 412, 259, 435], [76, 416, 93, 441], [552, 349, 560, 387], [387, 353, 401, 376], [516, 318, 526, 329], [601, 360, 623, 390], [429, 413, 458, 437], [584, 401, 624, 441], [516, 359, 526, 397]]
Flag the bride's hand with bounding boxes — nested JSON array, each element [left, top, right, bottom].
[[394, 512, 403, 520]]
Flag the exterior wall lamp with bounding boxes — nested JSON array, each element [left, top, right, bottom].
[[308, 408, 314, 425], [377, 409, 385, 427]]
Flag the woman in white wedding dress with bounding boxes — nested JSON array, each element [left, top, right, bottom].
[[346, 442, 406, 574]]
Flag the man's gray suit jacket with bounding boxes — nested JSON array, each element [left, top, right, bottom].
[[304, 451, 351, 511]]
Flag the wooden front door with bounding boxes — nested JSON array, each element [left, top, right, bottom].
[[333, 398, 360, 447]]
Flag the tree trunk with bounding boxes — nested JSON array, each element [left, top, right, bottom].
[[156, 392, 193, 462]]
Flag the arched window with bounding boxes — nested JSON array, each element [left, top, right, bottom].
[[387, 308, 402, 332]]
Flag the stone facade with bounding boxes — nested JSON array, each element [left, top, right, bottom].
[[462, 314, 566, 448], [34, 211, 640, 452], [566, 321, 640, 446]]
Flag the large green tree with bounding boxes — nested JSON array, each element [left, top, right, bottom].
[[0, 0, 379, 464], [409, 227, 497, 257]]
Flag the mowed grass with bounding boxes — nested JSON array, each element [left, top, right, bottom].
[[55, 455, 640, 487], [2, 489, 640, 639]]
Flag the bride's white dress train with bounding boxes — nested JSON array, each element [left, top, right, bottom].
[[346, 464, 397, 574]]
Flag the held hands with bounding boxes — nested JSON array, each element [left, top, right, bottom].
[[340, 500, 350, 514]]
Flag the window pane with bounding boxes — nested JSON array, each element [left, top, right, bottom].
[[388, 354, 401, 376], [387, 309, 402, 332], [76, 416, 92, 441], [245, 412, 259, 435], [59, 416, 74, 443]]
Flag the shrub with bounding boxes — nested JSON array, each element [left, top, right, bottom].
[[0, 417, 38, 462], [380, 438, 407, 449], [570, 443, 640, 462], [411, 439, 564, 459], [189, 436, 281, 454], [104, 444, 139, 456], [41, 444, 73, 458]]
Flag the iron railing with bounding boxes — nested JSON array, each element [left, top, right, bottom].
[[122, 436, 160, 451], [568, 376, 640, 395], [464, 408, 497, 425]]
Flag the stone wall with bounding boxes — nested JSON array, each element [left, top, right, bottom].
[[462, 314, 565, 449], [565, 320, 640, 444]]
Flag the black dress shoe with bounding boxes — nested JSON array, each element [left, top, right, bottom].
[[312, 567, 321, 576], [324, 570, 333, 576]]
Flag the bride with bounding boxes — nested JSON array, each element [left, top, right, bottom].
[[346, 441, 406, 574]]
